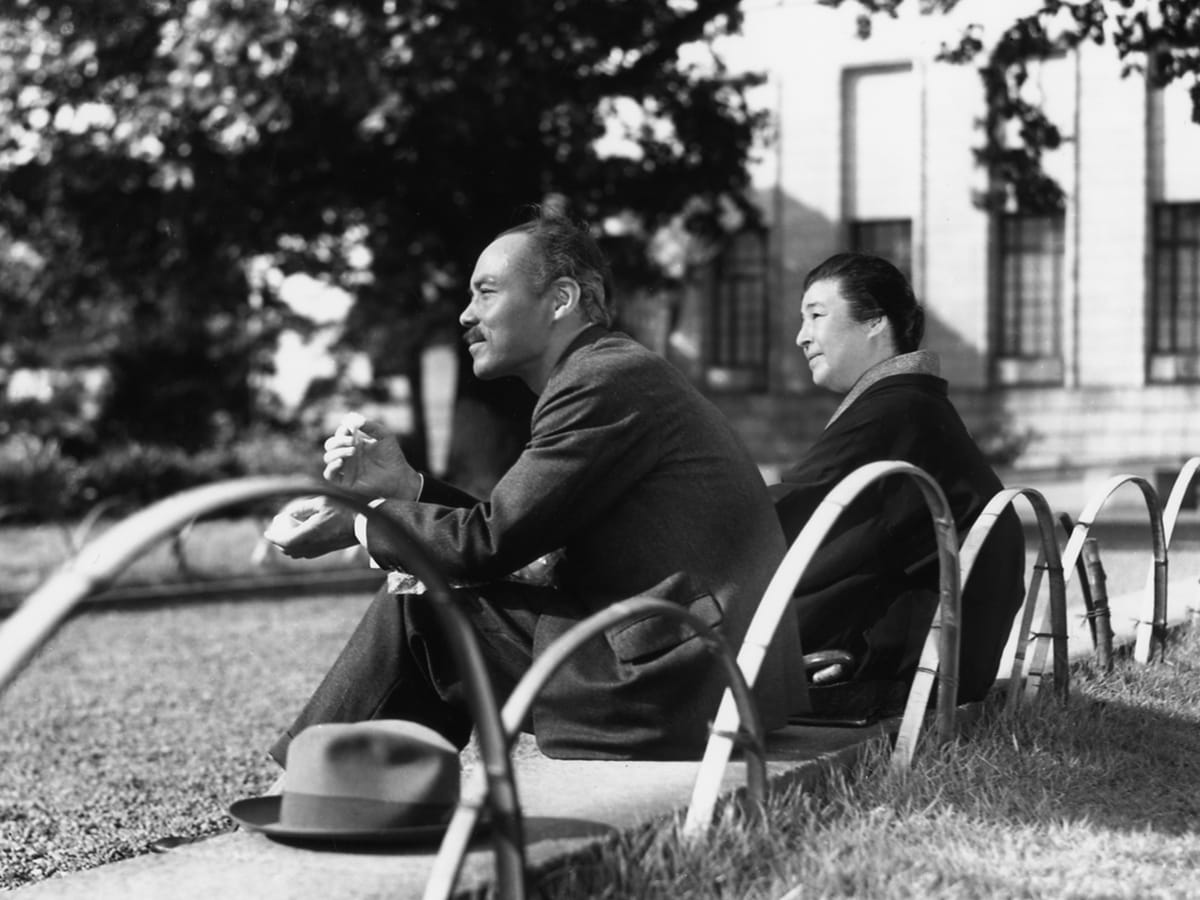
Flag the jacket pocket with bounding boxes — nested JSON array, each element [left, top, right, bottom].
[[606, 590, 724, 664]]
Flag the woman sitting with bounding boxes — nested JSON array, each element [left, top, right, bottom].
[[772, 252, 1025, 710]]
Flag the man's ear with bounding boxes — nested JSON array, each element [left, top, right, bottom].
[[550, 277, 582, 321], [866, 314, 889, 339]]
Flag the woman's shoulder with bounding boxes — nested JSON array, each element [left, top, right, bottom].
[[863, 371, 947, 394], [844, 373, 950, 420]]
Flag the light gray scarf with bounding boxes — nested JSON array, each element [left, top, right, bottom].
[[825, 350, 941, 428]]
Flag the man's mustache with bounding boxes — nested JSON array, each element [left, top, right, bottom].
[[463, 328, 485, 346]]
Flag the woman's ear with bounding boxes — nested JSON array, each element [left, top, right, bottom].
[[866, 314, 889, 338], [551, 277, 582, 321]]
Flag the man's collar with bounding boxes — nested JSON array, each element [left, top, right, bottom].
[[548, 324, 608, 375], [826, 350, 941, 427]]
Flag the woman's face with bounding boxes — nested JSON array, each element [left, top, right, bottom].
[[796, 278, 891, 393]]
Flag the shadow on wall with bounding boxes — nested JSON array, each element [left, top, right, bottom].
[[693, 188, 840, 468], [920, 304, 1038, 467]]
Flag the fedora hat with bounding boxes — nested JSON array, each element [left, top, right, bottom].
[[230, 720, 460, 843]]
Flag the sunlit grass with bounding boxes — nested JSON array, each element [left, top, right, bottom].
[[0, 517, 366, 599], [0, 593, 373, 888], [538, 627, 1200, 899]]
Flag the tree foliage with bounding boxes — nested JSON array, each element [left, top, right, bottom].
[[822, 0, 1200, 213], [0, 0, 765, 457]]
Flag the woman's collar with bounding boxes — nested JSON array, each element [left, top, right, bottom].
[[825, 350, 941, 428]]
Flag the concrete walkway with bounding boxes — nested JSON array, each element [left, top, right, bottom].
[[10, 723, 892, 900]]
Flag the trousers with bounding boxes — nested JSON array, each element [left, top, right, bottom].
[[269, 583, 551, 766]]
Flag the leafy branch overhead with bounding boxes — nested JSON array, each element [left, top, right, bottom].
[[0, 0, 766, 451], [823, 0, 1200, 214]]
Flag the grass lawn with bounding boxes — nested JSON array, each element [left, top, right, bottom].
[[544, 627, 1200, 899], [0, 591, 375, 888], [0, 516, 368, 600], [1, 513, 1198, 895]]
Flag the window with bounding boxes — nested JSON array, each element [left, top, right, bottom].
[[843, 65, 917, 283], [1149, 202, 1200, 382], [705, 230, 769, 391], [993, 213, 1065, 384], [849, 219, 913, 280]]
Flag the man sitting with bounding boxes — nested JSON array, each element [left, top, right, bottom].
[[267, 208, 803, 762]]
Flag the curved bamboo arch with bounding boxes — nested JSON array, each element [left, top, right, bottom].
[[422, 595, 764, 900], [0, 476, 528, 900], [891, 486, 1069, 768], [1026, 474, 1166, 682], [1159, 457, 1200, 544], [1134, 457, 1200, 662], [965, 487, 1069, 708], [681, 460, 961, 837]]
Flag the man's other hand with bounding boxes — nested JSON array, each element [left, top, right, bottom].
[[322, 412, 421, 500], [264, 496, 357, 559]]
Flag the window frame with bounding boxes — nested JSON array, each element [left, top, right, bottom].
[[991, 211, 1066, 386], [1148, 201, 1200, 383], [704, 228, 770, 392]]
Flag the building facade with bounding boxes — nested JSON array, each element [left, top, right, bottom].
[[674, 0, 1200, 481]]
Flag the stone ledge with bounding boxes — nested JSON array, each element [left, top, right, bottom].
[[9, 726, 892, 900]]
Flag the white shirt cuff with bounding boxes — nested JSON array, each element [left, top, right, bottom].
[[354, 498, 388, 568], [353, 476, 423, 567]]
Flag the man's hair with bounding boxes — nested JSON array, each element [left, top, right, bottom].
[[501, 208, 615, 327], [803, 252, 925, 353]]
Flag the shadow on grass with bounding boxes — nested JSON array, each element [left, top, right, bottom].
[[1054, 700, 1200, 834], [951, 657, 1200, 836], [533, 630, 1200, 900]]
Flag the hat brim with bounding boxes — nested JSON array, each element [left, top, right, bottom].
[[229, 796, 454, 845]]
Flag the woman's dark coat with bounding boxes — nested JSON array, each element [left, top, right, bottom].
[[771, 360, 1025, 702]]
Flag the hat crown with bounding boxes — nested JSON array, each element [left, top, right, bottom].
[[278, 720, 460, 832]]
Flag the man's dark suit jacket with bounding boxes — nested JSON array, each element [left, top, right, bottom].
[[362, 326, 801, 758], [771, 368, 1025, 703]]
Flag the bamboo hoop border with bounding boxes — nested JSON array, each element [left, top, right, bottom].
[[0, 476, 529, 900], [2, 462, 1190, 896], [961, 486, 1070, 711], [1134, 457, 1200, 662], [892, 486, 1068, 771], [682, 460, 961, 836], [421, 595, 764, 900], [1025, 474, 1166, 688]]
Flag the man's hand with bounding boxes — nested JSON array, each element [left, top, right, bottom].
[[264, 495, 357, 559], [323, 412, 421, 500]]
